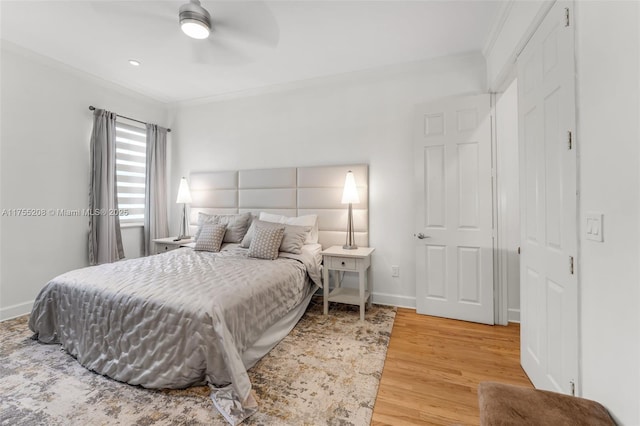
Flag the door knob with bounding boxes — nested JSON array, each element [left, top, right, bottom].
[[415, 233, 429, 239]]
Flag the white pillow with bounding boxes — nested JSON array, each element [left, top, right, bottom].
[[259, 212, 318, 244]]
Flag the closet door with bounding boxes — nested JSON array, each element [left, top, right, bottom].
[[518, 1, 579, 395]]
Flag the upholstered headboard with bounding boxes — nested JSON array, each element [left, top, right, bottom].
[[188, 164, 368, 249]]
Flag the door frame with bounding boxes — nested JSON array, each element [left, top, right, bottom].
[[494, 90, 513, 327], [493, 84, 521, 326]]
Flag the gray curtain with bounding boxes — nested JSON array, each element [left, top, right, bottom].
[[88, 109, 124, 265], [144, 124, 169, 256]]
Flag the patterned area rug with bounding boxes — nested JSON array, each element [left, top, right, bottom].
[[0, 297, 395, 425]]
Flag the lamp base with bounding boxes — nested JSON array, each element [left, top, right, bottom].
[[343, 202, 357, 250], [177, 203, 190, 242]]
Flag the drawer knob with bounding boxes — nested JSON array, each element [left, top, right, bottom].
[[341, 261, 345, 266]]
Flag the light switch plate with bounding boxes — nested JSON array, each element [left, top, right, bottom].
[[585, 212, 603, 242], [391, 265, 400, 277]]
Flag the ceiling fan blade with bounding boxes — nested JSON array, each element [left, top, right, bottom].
[[206, 1, 279, 48], [189, 38, 252, 67], [89, 1, 177, 25]]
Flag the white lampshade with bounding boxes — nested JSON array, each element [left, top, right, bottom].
[[341, 171, 360, 204], [176, 177, 192, 204]]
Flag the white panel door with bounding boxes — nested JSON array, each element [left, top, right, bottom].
[[517, 1, 578, 395], [414, 94, 494, 325]]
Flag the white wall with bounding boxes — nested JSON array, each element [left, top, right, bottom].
[[0, 43, 167, 320], [168, 54, 487, 308], [575, 2, 639, 424], [495, 79, 520, 323]]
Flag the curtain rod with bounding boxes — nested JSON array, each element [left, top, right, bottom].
[[88, 106, 171, 132]]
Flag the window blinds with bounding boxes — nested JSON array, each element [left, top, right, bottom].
[[115, 122, 146, 224]]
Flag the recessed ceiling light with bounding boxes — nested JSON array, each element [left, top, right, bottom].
[[128, 59, 141, 67]]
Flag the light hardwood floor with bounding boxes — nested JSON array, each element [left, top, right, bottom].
[[372, 308, 533, 425]]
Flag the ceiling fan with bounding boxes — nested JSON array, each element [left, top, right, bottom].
[[179, 0, 212, 40], [90, 1, 280, 66]]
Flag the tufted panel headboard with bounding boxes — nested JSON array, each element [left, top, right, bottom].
[[188, 164, 368, 249]]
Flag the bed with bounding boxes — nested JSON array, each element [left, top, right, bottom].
[[29, 165, 369, 425]]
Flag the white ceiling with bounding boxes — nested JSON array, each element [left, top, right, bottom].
[[0, 1, 503, 104]]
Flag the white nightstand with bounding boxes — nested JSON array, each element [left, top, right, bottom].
[[321, 246, 375, 321], [152, 237, 194, 255]]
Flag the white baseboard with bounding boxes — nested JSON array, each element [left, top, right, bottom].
[[508, 308, 520, 323], [0, 301, 33, 321], [316, 287, 415, 309], [372, 292, 416, 309]]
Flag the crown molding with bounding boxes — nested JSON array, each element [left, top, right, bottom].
[[482, 0, 515, 58]]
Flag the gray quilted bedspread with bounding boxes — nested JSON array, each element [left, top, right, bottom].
[[29, 246, 320, 424]]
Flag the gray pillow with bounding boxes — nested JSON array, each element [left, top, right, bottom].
[[241, 219, 311, 254], [194, 223, 227, 252], [195, 212, 252, 243], [248, 225, 285, 260], [259, 212, 318, 244], [195, 212, 219, 239], [280, 223, 312, 254]]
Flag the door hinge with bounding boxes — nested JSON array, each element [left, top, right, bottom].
[[570, 380, 575, 396], [570, 256, 575, 275], [564, 7, 570, 27], [567, 130, 573, 150]]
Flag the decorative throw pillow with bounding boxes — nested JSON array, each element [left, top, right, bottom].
[[240, 220, 311, 254], [248, 225, 285, 260], [259, 212, 319, 244], [195, 212, 219, 239], [194, 223, 227, 252]]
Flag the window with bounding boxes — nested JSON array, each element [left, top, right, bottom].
[[115, 122, 146, 225]]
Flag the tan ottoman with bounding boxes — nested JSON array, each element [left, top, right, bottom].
[[478, 382, 616, 425]]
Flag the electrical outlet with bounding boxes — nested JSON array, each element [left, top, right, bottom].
[[391, 265, 400, 277]]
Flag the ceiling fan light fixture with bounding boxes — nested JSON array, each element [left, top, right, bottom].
[[179, 0, 211, 40], [181, 20, 210, 39]]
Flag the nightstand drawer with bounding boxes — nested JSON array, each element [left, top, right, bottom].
[[157, 244, 178, 254], [329, 256, 357, 270], [152, 237, 194, 256]]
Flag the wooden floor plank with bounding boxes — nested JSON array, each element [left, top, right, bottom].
[[372, 308, 532, 425]]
